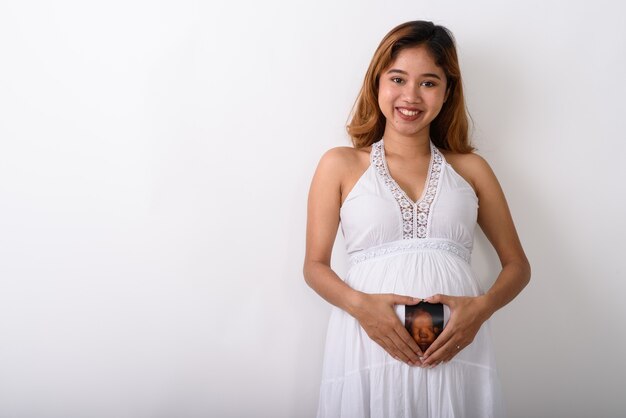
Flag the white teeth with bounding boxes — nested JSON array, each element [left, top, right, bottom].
[[398, 108, 420, 116]]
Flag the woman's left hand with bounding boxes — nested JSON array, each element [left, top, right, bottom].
[[419, 293, 493, 368]]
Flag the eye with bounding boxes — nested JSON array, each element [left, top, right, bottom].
[[421, 81, 437, 87], [391, 77, 404, 84]]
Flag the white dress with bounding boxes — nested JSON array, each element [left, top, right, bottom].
[[316, 138, 506, 418]]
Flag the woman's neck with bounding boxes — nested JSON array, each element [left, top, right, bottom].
[[382, 132, 431, 159]]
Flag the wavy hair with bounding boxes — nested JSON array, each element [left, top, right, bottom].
[[347, 20, 473, 153]]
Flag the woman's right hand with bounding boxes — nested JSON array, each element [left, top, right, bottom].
[[349, 292, 424, 366]]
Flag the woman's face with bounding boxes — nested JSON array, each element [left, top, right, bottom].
[[377, 45, 448, 141], [411, 311, 438, 352]]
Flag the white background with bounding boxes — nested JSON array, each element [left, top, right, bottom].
[[1, 0, 625, 417]]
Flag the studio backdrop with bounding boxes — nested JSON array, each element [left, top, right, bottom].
[[1, 0, 625, 417]]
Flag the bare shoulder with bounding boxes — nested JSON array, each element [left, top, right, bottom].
[[439, 150, 497, 194], [314, 145, 371, 185], [317, 145, 359, 169], [309, 145, 373, 213], [321, 145, 370, 165]]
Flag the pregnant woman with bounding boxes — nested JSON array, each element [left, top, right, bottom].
[[303, 20, 531, 417]]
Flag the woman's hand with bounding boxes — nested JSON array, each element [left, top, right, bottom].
[[349, 292, 424, 366], [420, 293, 493, 367]]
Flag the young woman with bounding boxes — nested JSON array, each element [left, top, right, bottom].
[[303, 20, 530, 417]]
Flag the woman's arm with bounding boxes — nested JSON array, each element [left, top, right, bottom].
[[303, 147, 424, 365], [473, 154, 531, 315], [420, 153, 531, 367], [302, 147, 360, 312]]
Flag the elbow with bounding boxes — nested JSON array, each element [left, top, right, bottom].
[[503, 255, 531, 288], [303, 258, 329, 289], [302, 259, 316, 288], [520, 256, 531, 287], [302, 263, 311, 287]]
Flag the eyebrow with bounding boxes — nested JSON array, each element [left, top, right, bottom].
[[386, 69, 442, 80]]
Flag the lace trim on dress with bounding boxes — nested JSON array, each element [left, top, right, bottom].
[[350, 238, 471, 265], [371, 139, 444, 239]]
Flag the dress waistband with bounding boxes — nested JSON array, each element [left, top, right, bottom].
[[349, 238, 471, 266]]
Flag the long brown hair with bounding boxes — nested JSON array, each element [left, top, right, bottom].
[[347, 20, 473, 153]]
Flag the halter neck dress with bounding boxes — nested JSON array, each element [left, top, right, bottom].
[[316, 138, 505, 418]]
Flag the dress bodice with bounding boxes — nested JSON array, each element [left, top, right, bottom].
[[339, 138, 478, 263]]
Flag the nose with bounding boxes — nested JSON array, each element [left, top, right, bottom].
[[402, 83, 422, 103]]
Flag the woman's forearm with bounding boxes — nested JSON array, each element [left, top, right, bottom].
[[479, 258, 531, 318]]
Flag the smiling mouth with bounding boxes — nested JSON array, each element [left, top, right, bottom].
[[397, 108, 421, 116]]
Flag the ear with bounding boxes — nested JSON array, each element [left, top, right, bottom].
[[444, 86, 451, 103]]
